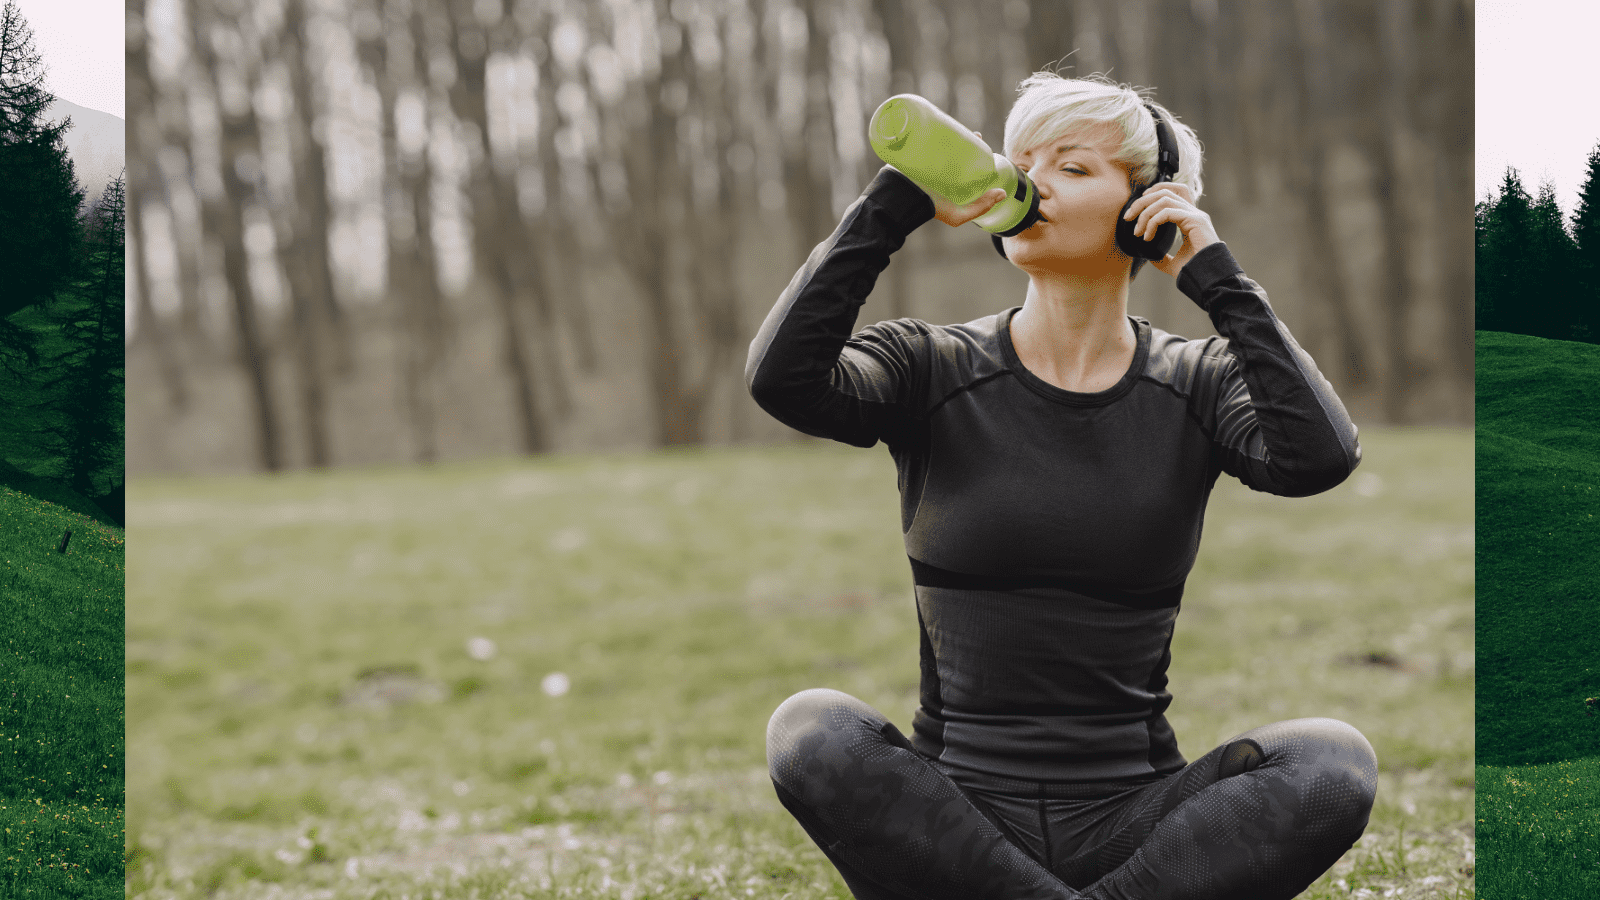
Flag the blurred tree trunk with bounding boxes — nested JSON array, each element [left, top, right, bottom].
[[372, 0, 454, 463], [484, 9, 573, 421], [1143, 0, 1202, 327], [126, 1, 188, 411], [681, 2, 748, 442], [1422, 0, 1475, 420], [874, 0, 916, 96], [1286, 0, 1368, 393], [780, 0, 836, 264], [141, 0, 211, 349], [445, 0, 551, 454], [276, 0, 345, 468], [575, 0, 730, 447], [1328, 0, 1411, 421], [534, 40, 597, 376], [872, 0, 916, 319], [157, 149, 209, 344], [614, 5, 698, 445], [193, 2, 283, 471]]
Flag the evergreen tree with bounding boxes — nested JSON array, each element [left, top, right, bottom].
[[1475, 198, 1493, 330], [33, 175, 124, 497], [1571, 142, 1600, 344], [1527, 179, 1578, 341], [0, 0, 83, 346], [1480, 168, 1535, 335]]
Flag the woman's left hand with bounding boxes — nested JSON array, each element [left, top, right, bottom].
[[1122, 182, 1220, 277]]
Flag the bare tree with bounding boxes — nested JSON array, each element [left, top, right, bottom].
[[777, 0, 837, 264], [532, 12, 597, 377], [1281, 0, 1369, 394], [678, 0, 751, 440], [368, 0, 454, 462], [1417, 0, 1474, 423], [1327, 0, 1412, 421], [126, 0, 188, 410], [270, 0, 349, 468], [191, 0, 284, 471], [444, 0, 553, 454], [869, 0, 918, 319]]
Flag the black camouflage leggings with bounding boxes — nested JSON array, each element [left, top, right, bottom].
[[767, 689, 1377, 900]]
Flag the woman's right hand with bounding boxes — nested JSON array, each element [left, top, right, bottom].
[[931, 187, 1007, 228]]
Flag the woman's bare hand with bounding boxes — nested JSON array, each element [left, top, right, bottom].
[[932, 186, 1008, 228], [1121, 181, 1220, 276]]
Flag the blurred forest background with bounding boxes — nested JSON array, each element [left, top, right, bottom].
[[126, 0, 1473, 476]]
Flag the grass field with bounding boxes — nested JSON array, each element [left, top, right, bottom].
[[0, 475, 125, 898], [127, 429, 1472, 899], [1476, 330, 1600, 898]]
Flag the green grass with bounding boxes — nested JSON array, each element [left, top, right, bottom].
[[0, 479, 125, 898], [127, 430, 1471, 899], [1476, 330, 1600, 767], [0, 458, 119, 528], [1477, 760, 1600, 899], [1475, 329, 1600, 899]]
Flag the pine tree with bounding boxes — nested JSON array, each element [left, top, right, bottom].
[[1480, 168, 1535, 335], [0, 0, 83, 343], [1528, 179, 1578, 341], [1475, 198, 1493, 330], [1571, 142, 1600, 344], [33, 175, 124, 497]]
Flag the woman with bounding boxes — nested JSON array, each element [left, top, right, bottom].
[[745, 73, 1377, 900]]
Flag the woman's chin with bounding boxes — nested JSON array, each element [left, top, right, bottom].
[[1008, 243, 1131, 277]]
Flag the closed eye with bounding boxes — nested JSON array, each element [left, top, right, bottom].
[[1061, 166, 1087, 175]]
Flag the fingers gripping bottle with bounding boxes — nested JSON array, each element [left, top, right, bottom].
[[868, 94, 1044, 236]]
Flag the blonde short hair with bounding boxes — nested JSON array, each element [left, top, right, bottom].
[[1003, 72, 1204, 203]]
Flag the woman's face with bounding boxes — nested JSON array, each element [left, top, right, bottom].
[[1002, 126, 1134, 275]]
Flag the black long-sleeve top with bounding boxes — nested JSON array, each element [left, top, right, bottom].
[[746, 166, 1360, 782]]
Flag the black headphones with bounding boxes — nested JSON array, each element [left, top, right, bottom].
[[993, 104, 1181, 262]]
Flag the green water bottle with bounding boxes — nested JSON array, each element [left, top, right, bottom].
[[869, 94, 1043, 236]]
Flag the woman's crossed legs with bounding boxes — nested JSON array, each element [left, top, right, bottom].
[[767, 689, 1377, 900]]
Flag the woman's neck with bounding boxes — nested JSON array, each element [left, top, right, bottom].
[[1010, 271, 1136, 393]]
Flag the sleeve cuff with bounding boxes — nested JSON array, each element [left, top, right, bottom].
[[1175, 241, 1244, 303], [864, 165, 938, 236]]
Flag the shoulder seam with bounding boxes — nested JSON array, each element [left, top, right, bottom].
[[926, 368, 1012, 418], [1134, 373, 1216, 444]]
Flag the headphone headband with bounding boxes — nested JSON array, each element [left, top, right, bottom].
[[1147, 104, 1180, 180]]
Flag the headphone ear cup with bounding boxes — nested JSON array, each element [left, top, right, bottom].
[[1114, 191, 1143, 257], [1115, 185, 1179, 260]]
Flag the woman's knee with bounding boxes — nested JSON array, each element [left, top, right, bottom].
[[1303, 718, 1377, 789], [766, 688, 888, 789], [1241, 718, 1378, 823]]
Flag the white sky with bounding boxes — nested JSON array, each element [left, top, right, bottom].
[[12, 0, 124, 119], [1476, 0, 1600, 220]]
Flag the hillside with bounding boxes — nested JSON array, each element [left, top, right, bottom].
[[1476, 330, 1600, 766], [0, 458, 118, 528], [0, 477, 124, 897]]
